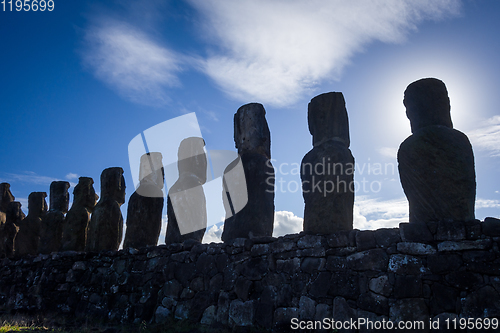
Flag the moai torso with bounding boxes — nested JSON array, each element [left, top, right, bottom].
[[2, 202, 23, 258], [39, 181, 70, 254], [165, 138, 207, 245], [0, 183, 15, 226], [301, 92, 354, 234], [398, 78, 476, 224], [61, 177, 98, 252], [221, 103, 275, 242], [124, 153, 164, 249], [15, 192, 47, 257], [86, 167, 126, 252]]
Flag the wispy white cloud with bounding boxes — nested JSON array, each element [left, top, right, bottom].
[[2, 172, 64, 186], [82, 19, 182, 107], [273, 210, 303, 237], [189, 0, 461, 107], [476, 198, 500, 209], [66, 173, 79, 180], [203, 223, 224, 244], [378, 147, 398, 159], [467, 115, 500, 157], [354, 196, 408, 229]]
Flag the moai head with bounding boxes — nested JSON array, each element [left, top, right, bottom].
[[73, 177, 98, 211], [139, 152, 164, 189], [308, 92, 350, 148], [177, 137, 207, 183], [28, 192, 48, 218], [7, 201, 24, 223], [403, 78, 453, 133], [101, 167, 126, 205], [49, 181, 70, 213], [0, 183, 15, 212], [234, 103, 271, 159]]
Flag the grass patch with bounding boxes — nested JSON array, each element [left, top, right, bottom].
[[0, 314, 270, 333]]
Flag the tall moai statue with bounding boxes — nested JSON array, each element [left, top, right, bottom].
[[221, 103, 275, 242], [86, 167, 126, 252], [39, 181, 70, 254], [124, 153, 164, 249], [301, 92, 355, 234], [398, 78, 476, 224], [1, 202, 23, 258], [0, 183, 15, 226], [165, 138, 207, 245], [15, 192, 47, 257], [60, 177, 98, 252]]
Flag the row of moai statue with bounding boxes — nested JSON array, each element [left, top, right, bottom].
[[0, 77, 476, 258]]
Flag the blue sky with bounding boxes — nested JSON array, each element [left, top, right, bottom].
[[1, 0, 499, 244]]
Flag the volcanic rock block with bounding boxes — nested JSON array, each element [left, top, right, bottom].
[[86, 167, 126, 252], [39, 181, 70, 254], [0, 183, 15, 225], [124, 153, 164, 249], [15, 192, 47, 256], [221, 103, 275, 242], [61, 177, 98, 252], [0, 202, 23, 258], [301, 92, 354, 234], [398, 78, 476, 224], [165, 138, 207, 245]]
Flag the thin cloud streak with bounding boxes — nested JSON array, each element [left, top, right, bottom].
[[468, 115, 500, 157], [0, 171, 74, 187], [82, 19, 182, 107], [189, 0, 462, 107]]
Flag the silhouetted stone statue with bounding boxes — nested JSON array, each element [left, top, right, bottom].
[[165, 138, 207, 244], [398, 78, 476, 224], [1, 202, 23, 258], [15, 192, 47, 257], [39, 181, 70, 254], [86, 167, 126, 252], [61, 177, 98, 252], [221, 103, 275, 242], [301, 92, 354, 234], [0, 183, 15, 226], [124, 153, 164, 249]]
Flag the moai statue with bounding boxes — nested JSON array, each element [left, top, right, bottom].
[[124, 153, 164, 249], [15, 192, 47, 257], [221, 103, 275, 242], [1, 202, 23, 258], [86, 167, 126, 252], [398, 78, 476, 224], [0, 183, 15, 226], [165, 138, 207, 244], [39, 181, 70, 254], [60, 177, 98, 252], [301, 92, 355, 234]]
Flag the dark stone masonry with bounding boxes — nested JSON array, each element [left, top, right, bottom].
[[1, 219, 500, 332]]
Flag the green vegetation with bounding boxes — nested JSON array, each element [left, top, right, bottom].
[[0, 314, 270, 333]]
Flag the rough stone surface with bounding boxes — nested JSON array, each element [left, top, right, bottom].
[[86, 168, 125, 251], [398, 78, 476, 225], [61, 178, 97, 252], [222, 103, 275, 241], [124, 153, 164, 249], [301, 92, 354, 234], [15, 192, 47, 257], [39, 181, 70, 254], [166, 138, 207, 245], [0, 183, 15, 226], [1, 202, 23, 258], [483, 217, 500, 236], [1, 222, 499, 330]]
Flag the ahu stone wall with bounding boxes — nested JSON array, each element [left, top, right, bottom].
[[1, 218, 500, 332]]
